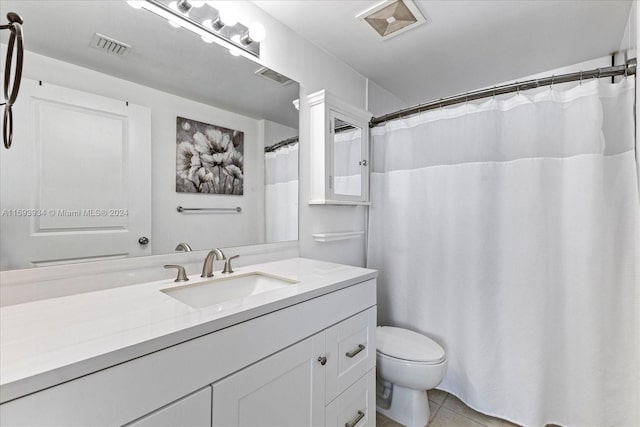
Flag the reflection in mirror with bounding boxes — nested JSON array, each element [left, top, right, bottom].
[[0, 0, 299, 271], [333, 117, 362, 197], [264, 135, 298, 242]]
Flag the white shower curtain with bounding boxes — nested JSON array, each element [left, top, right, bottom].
[[264, 143, 298, 243], [367, 80, 639, 427]]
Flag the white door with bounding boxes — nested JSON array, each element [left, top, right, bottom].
[[0, 79, 151, 269], [212, 333, 326, 427]]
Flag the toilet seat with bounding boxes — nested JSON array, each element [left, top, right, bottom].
[[376, 326, 446, 364]]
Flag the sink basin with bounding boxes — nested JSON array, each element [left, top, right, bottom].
[[161, 272, 299, 309]]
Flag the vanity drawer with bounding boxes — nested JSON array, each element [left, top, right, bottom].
[[325, 369, 375, 427], [325, 306, 376, 402]]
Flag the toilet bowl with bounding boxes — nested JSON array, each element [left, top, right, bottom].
[[376, 326, 447, 427]]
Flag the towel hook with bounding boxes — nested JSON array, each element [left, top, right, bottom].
[[1, 12, 24, 149]]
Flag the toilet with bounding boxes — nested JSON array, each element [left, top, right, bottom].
[[376, 326, 447, 427]]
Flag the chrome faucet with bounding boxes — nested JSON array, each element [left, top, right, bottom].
[[201, 248, 226, 278], [175, 242, 192, 252]]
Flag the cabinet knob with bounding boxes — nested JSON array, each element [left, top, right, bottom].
[[317, 356, 327, 366]]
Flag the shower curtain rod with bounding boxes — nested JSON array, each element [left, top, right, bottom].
[[370, 59, 637, 127], [264, 135, 298, 153]]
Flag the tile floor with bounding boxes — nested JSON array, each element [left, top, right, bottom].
[[376, 389, 520, 427]]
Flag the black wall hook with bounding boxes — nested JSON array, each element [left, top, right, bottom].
[[1, 12, 24, 149]]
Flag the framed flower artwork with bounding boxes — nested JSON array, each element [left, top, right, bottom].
[[175, 117, 244, 195]]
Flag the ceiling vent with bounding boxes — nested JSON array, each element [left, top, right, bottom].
[[357, 0, 427, 40], [90, 33, 132, 57], [255, 67, 294, 86]]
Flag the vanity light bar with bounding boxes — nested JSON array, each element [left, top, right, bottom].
[[130, 0, 264, 58]]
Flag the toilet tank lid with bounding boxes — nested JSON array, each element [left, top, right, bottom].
[[376, 326, 445, 363]]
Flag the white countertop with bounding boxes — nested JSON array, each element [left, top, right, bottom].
[[0, 258, 377, 404]]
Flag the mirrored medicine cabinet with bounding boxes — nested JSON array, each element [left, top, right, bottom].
[[308, 90, 371, 205]]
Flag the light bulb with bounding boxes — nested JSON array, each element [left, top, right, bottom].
[[169, 0, 197, 14], [126, 1, 144, 9], [218, 8, 238, 26], [229, 47, 241, 57], [202, 18, 213, 29], [248, 22, 266, 42]]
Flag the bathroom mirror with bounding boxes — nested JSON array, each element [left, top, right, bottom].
[[332, 117, 363, 198], [0, 0, 299, 271]]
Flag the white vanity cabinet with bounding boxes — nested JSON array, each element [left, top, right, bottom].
[[308, 90, 372, 205], [0, 274, 377, 427], [212, 306, 376, 427]]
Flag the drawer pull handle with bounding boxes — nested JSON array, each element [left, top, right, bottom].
[[345, 410, 365, 427], [345, 344, 365, 358]]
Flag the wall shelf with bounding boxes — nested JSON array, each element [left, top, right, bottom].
[[312, 231, 365, 243]]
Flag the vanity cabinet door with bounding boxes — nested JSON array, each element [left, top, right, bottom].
[[212, 332, 326, 427], [124, 386, 212, 427], [325, 307, 376, 403]]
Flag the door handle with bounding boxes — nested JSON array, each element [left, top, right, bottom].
[[317, 356, 327, 366], [138, 236, 149, 245]]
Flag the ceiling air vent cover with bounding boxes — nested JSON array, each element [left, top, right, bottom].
[[357, 0, 427, 40], [90, 33, 132, 57], [255, 67, 293, 86]]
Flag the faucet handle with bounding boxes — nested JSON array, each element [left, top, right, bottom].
[[164, 264, 189, 282], [222, 255, 240, 274]]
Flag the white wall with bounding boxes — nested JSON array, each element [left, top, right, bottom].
[[367, 79, 408, 118], [227, 2, 371, 267], [19, 50, 266, 255], [620, 0, 637, 54]]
